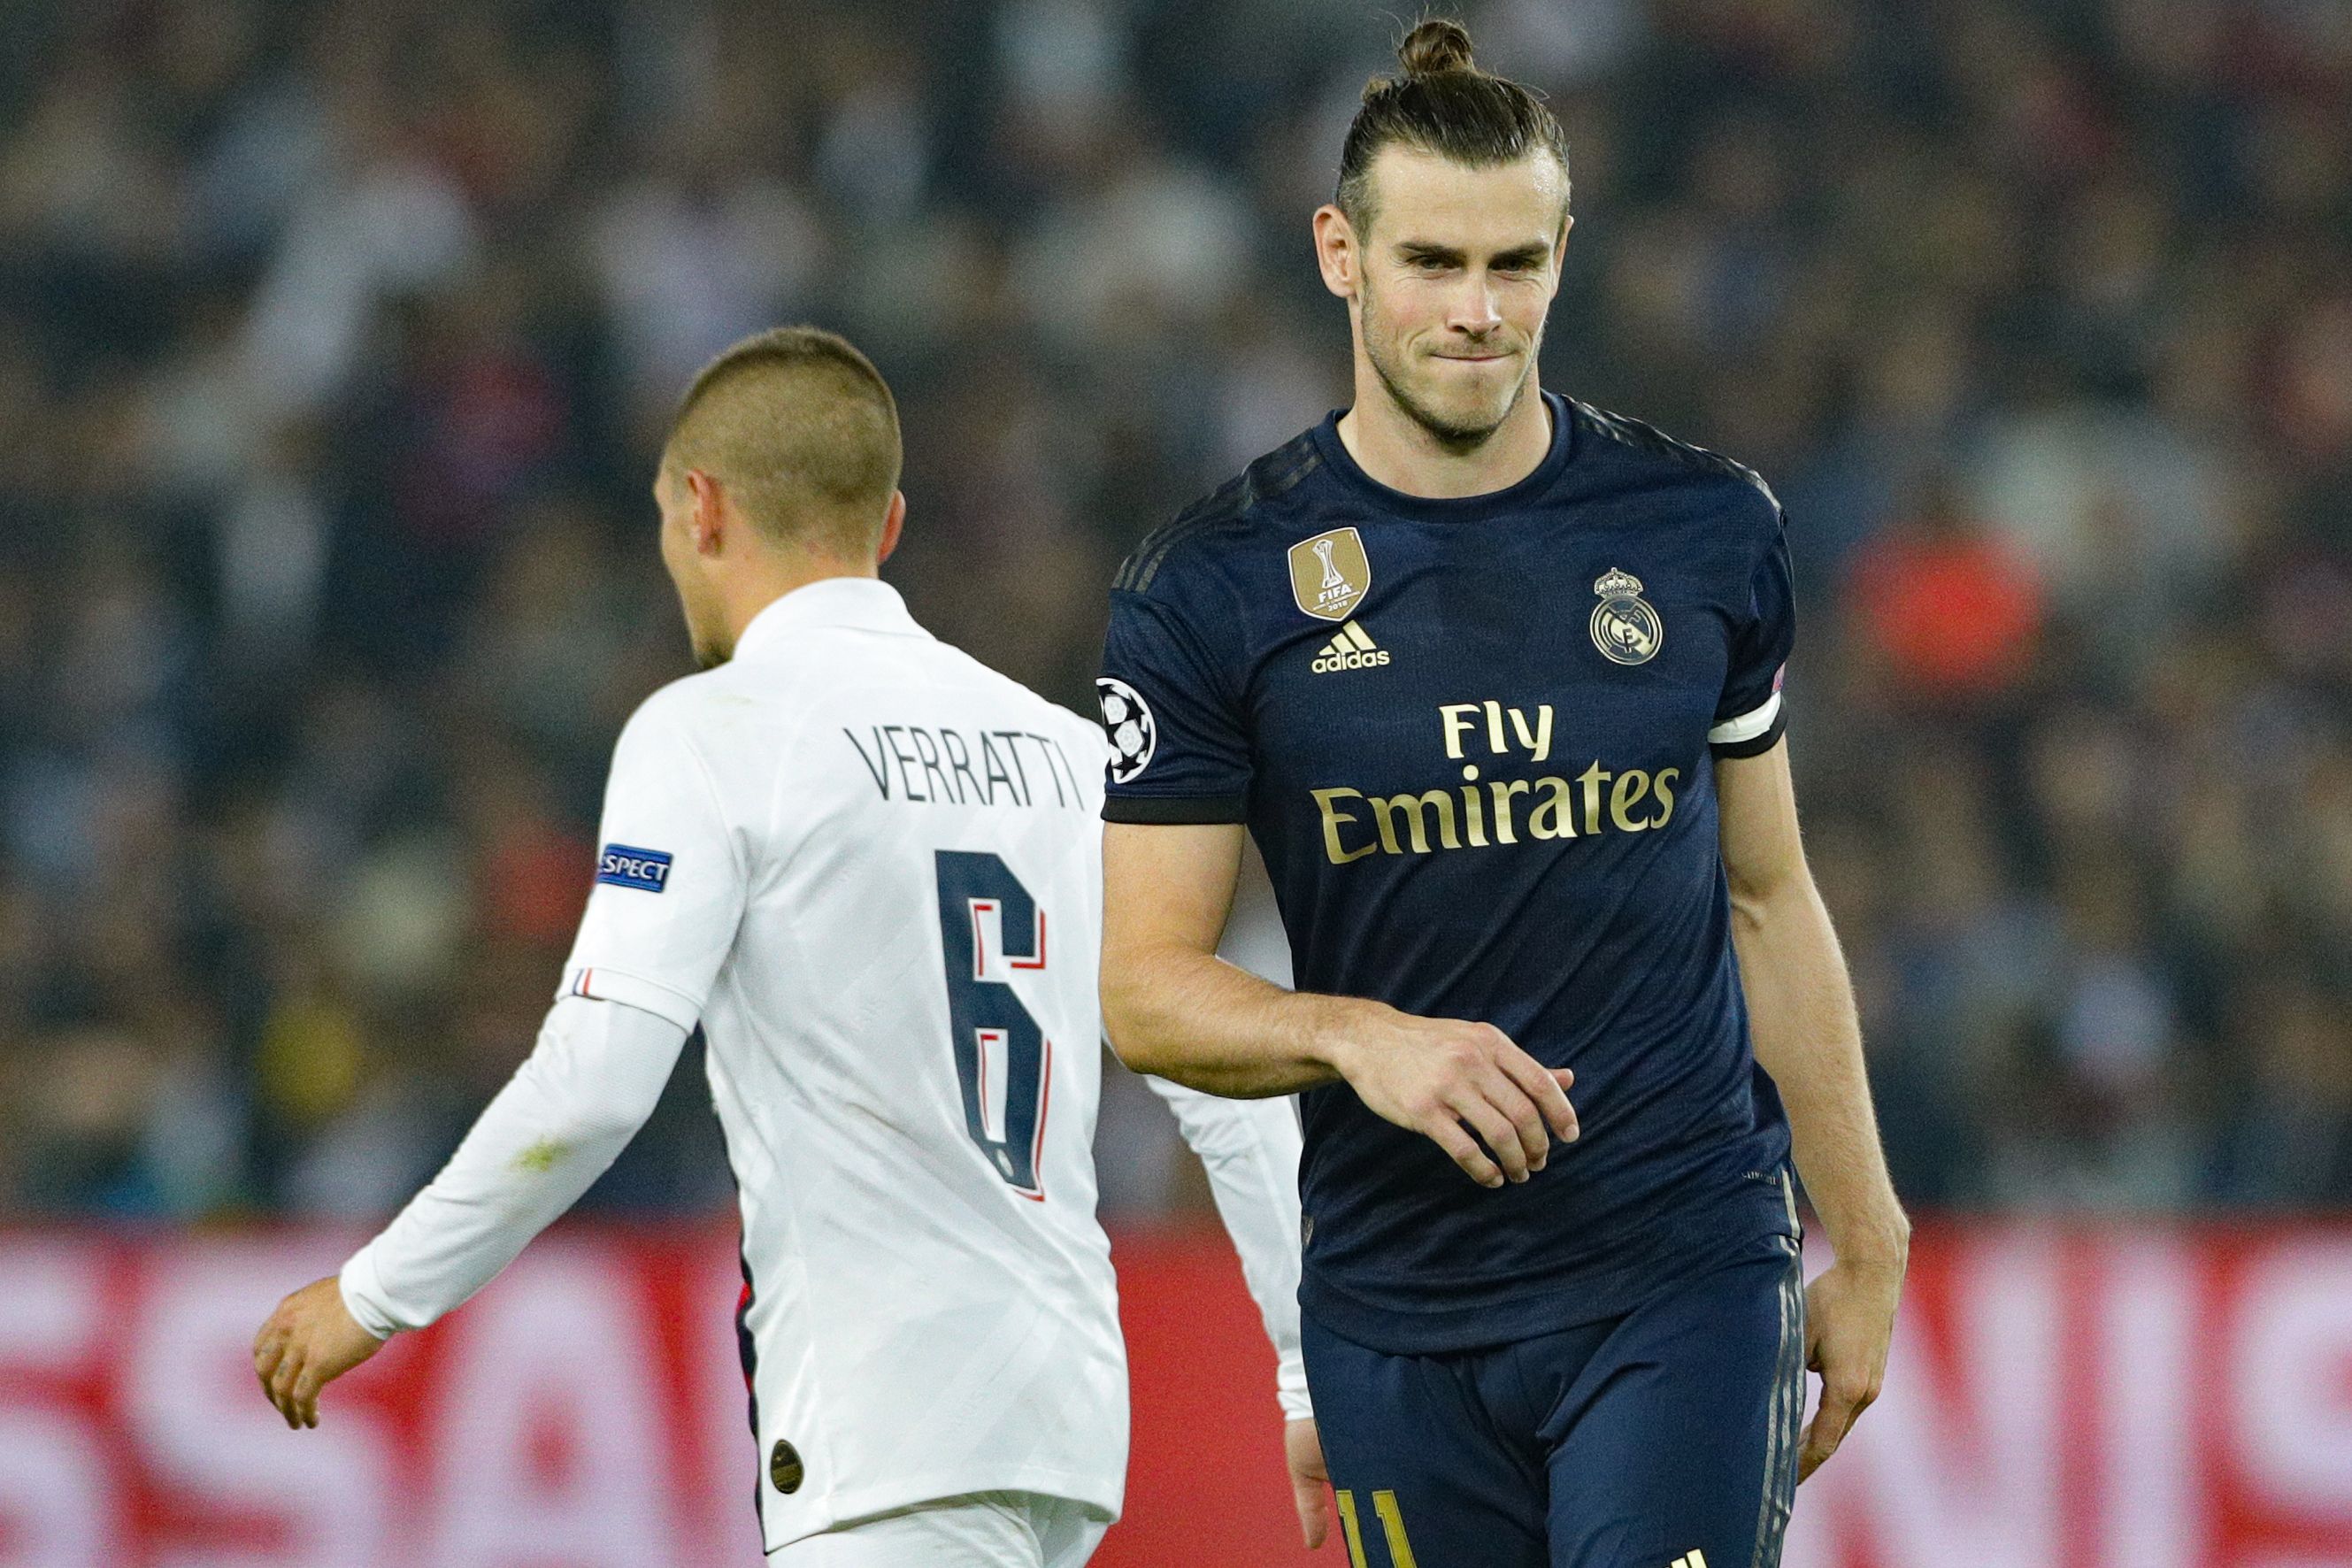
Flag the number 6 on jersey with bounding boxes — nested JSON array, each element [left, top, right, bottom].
[[933, 849, 1055, 1198]]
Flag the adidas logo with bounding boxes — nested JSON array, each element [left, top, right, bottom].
[[1669, 1552, 1711, 1568], [1311, 621, 1391, 673]]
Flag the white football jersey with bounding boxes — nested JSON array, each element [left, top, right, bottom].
[[559, 579, 1126, 1549]]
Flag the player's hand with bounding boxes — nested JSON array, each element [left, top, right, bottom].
[[252, 1275, 386, 1430], [1796, 1255, 1903, 1481], [1284, 1417, 1331, 1549], [1326, 1002, 1577, 1187]]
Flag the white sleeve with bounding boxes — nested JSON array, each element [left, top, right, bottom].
[[339, 995, 688, 1336], [557, 687, 749, 1030], [1148, 1078, 1311, 1419]]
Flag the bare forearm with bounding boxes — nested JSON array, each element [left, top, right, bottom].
[[1733, 879, 1909, 1264], [1103, 943, 1364, 1096], [1100, 822, 1578, 1184]]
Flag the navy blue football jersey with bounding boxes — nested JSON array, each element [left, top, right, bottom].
[[1099, 392, 1802, 1354]]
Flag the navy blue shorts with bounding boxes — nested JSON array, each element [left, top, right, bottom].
[[1303, 1247, 1807, 1568]]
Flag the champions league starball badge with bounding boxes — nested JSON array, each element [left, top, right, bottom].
[[1096, 677, 1157, 782], [1589, 566, 1664, 666]]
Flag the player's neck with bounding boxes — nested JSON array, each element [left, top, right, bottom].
[[720, 557, 879, 646], [1335, 380, 1552, 501]]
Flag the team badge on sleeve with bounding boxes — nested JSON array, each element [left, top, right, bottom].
[[1589, 566, 1664, 666], [1095, 678, 1157, 784], [596, 844, 673, 892]]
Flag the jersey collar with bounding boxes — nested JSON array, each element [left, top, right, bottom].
[[731, 577, 927, 662], [1311, 388, 1574, 523]]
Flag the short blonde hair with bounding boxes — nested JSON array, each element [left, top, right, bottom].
[[665, 327, 902, 555]]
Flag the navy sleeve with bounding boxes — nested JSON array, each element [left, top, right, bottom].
[[1708, 509, 1793, 759], [1098, 587, 1251, 823]]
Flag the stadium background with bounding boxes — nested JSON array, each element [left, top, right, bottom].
[[1, 0, 2348, 1563]]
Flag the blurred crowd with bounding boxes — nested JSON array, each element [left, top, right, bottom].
[[1, 0, 2347, 1223]]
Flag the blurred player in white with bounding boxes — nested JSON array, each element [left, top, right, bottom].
[[251, 327, 1312, 1566]]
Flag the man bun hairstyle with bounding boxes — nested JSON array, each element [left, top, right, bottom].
[[665, 326, 902, 557], [1397, 14, 1476, 77], [1336, 17, 1570, 234]]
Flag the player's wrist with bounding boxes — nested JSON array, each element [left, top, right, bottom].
[[1301, 994, 1388, 1082], [1824, 1213, 1911, 1272], [336, 1249, 402, 1341], [1833, 1241, 1910, 1274]]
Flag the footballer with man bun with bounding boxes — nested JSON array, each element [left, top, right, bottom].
[[1098, 19, 1908, 1568]]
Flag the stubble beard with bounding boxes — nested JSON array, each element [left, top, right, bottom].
[[1360, 294, 1536, 456], [1373, 327, 1533, 453]]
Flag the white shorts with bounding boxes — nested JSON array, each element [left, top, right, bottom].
[[771, 1492, 1111, 1568]]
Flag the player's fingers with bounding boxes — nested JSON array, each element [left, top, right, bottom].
[[1493, 1049, 1577, 1146], [1797, 1387, 1861, 1482], [1422, 1115, 1503, 1188], [1831, 1366, 1883, 1423], [290, 1360, 328, 1429], [1796, 1424, 1829, 1483], [1448, 1091, 1530, 1182], [253, 1326, 285, 1381], [1541, 1067, 1580, 1141], [271, 1338, 311, 1406], [1479, 1065, 1551, 1173], [1291, 1472, 1329, 1549], [267, 1350, 304, 1429], [1798, 1421, 1842, 1481]]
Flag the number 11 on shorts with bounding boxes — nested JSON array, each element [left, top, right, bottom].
[[1334, 1489, 1419, 1568]]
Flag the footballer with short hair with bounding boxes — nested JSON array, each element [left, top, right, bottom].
[[253, 325, 1314, 1567], [1098, 19, 1907, 1567]]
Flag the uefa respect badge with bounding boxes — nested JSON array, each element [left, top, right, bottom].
[[596, 844, 673, 893]]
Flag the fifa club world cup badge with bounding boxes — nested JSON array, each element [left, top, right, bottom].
[[1287, 527, 1372, 621], [1589, 567, 1664, 665]]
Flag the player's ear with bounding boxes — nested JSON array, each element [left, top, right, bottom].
[[876, 490, 906, 565], [686, 468, 728, 557], [1313, 204, 1358, 301]]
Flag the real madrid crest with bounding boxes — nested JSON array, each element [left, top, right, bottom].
[[1589, 567, 1664, 666]]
